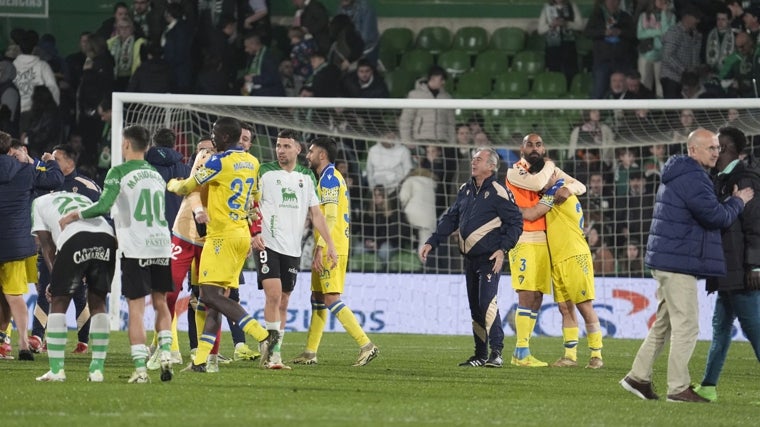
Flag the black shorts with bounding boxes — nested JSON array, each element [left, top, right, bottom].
[[255, 248, 299, 292], [121, 257, 173, 300], [50, 232, 116, 298]]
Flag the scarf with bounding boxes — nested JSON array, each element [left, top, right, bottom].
[[706, 28, 735, 68], [111, 36, 135, 78], [247, 46, 268, 76], [545, 3, 576, 47]]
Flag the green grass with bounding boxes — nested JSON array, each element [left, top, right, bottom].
[[2, 332, 758, 426]]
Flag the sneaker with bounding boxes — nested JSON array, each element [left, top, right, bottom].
[[127, 370, 150, 384], [170, 350, 183, 365], [258, 330, 279, 368], [484, 351, 503, 368], [458, 355, 487, 367], [585, 357, 604, 369], [353, 343, 379, 367], [619, 376, 659, 400], [264, 353, 292, 370], [18, 349, 34, 361], [292, 351, 318, 365], [206, 354, 219, 373], [216, 353, 232, 364], [551, 357, 578, 368], [667, 386, 710, 403], [28, 335, 43, 353], [88, 370, 104, 383], [146, 349, 161, 371], [36, 370, 66, 382], [511, 355, 548, 367], [181, 362, 207, 373], [0, 342, 14, 359], [72, 342, 89, 354], [159, 351, 173, 382], [189, 348, 197, 360], [234, 343, 261, 361], [694, 385, 717, 402]]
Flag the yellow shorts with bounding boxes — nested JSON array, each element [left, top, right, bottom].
[[552, 254, 595, 304], [24, 255, 38, 284], [311, 255, 348, 294], [509, 242, 551, 294], [199, 235, 249, 289], [0, 259, 32, 295]]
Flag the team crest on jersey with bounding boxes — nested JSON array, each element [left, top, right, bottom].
[[195, 166, 214, 182], [72, 187, 79, 193], [213, 238, 223, 254], [298, 178, 304, 188], [484, 191, 490, 199], [486, 273, 492, 282], [261, 265, 270, 274], [466, 189, 471, 195]]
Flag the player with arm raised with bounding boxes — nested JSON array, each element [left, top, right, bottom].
[[291, 136, 378, 367], [166, 117, 277, 373], [60, 125, 174, 384]]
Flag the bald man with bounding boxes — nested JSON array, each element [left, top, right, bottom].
[[719, 31, 760, 97], [620, 129, 754, 403]]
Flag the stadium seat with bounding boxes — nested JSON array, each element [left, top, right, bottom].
[[525, 32, 546, 52], [569, 72, 593, 98], [489, 27, 526, 57], [379, 47, 398, 72], [474, 49, 509, 79], [384, 68, 416, 98], [349, 253, 384, 272], [511, 50, 545, 79], [492, 71, 530, 99], [530, 71, 567, 98], [437, 49, 471, 77], [415, 26, 452, 54], [454, 71, 491, 99], [380, 27, 414, 54], [399, 49, 435, 78], [388, 249, 423, 272], [452, 26, 489, 55]]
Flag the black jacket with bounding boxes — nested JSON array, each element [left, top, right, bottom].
[[708, 160, 760, 292], [146, 146, 191, 230]]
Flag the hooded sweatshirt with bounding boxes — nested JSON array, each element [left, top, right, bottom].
[[12, 53, 60, 112]]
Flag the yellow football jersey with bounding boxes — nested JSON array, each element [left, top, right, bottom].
[[545, 194, 591, 263], [193, 149, 259, 238], [314, 163, 350, 256]]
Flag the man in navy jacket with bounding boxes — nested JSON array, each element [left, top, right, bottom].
[[620, 128, 754, 403]]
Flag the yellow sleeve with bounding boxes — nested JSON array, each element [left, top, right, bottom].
[[316, 201, 338, 249]]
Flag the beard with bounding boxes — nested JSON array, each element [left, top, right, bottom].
[[526, 153, 545, 173]]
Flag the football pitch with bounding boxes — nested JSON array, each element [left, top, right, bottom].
[[1, 332, 757, 427]]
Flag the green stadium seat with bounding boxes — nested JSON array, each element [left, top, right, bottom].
[[569, 72, 593, 98], [492, 71, 530, 99], [511, 50, 545, 79], [384, 68, 416, 98], [415, 26, 452, 54], [399, 49, 435, 78], [437, 49, 471, 77], [349, 253, 385, 272], [452, 26, 489, 55], [388, 249, 423, 272], [525, 32, 546, 52], [379, 47, 398, 72], [380, 27, 414, 54], [531, 71, 567, 98], [454, 71, 491, 99], [474, 49, 509, 79], [489, 27, 526, 57]]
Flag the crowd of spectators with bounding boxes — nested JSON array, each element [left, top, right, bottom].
[[2, 0, 760, 276]]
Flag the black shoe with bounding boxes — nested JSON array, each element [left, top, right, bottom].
[[458, 355, 486, 367], [667, 386, 710, 403], [18, 349, 34, 361], [484, 351, 503, 368]]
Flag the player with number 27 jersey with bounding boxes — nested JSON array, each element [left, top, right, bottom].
[[79, 160, 171, 259]]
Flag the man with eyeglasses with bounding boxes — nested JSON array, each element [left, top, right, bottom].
[[620, 128, 754, 403]]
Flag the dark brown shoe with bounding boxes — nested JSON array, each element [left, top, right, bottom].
[[667, 386, 710, 403], [620, 376, 659, 400]]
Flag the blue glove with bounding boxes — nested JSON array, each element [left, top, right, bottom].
[[544, 179, 565, 196]]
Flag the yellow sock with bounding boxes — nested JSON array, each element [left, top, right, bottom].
[[171, 314, 180, 352], [305, 300, 327, 353], [514, 307, 533, 350], [193, 333, 215, 365], [194, 301, 208, 347], [587, 322, 603, 359], [5, 323, 12, 337], [329, 300, 370, 348], [562, 327, 579, 361], [238, 314, 267, 342]]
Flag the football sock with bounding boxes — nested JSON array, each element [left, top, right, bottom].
[[131, 344, 149, 370], [329, 300, 371, 348], [194, 300, 208, 348], [158, 329, 172, 353], [266, 321, 281, 352], [89, 313, 109, 373], [586, 322, 603, 359], [514, 306, 533, 359], [275, 329, 285, 355], [210, 327, 221, 355], [562, 327, 579, 361], [305, 299, 327, 353], [239, 314, 268, 342], [194, 332, 215, 365], [46, 313, 67, 374]]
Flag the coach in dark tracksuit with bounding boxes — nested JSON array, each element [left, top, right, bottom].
[[420, 147, 523, 368]]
